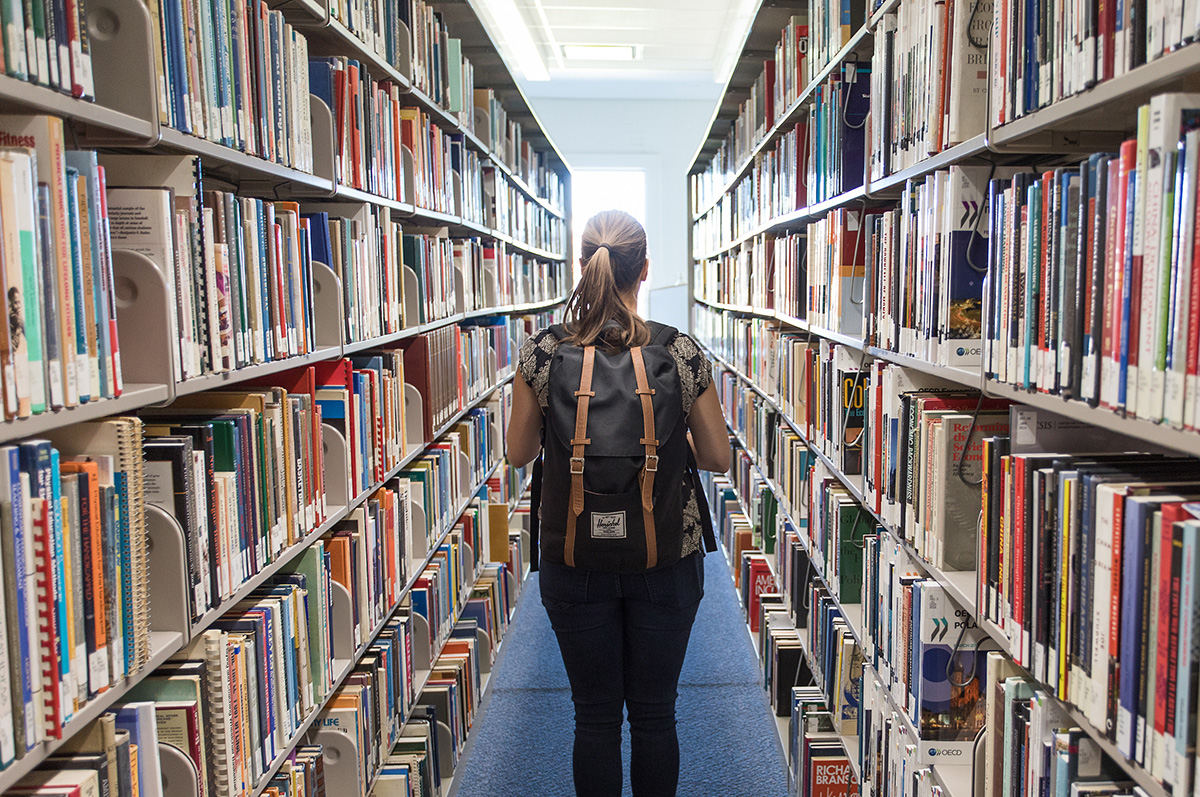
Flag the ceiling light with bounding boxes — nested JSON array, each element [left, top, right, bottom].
[[713, 0, 759, 83], [563, 44, 637, 61], [473, 0, 551, 80]]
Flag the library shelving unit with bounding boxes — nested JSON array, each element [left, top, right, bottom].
[[0, 0, 571, 791], [688, 2, 1200, 797]]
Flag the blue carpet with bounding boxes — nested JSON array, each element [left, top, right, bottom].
[[449, 553, 789, 797]]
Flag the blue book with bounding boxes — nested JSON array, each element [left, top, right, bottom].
[[63, 168, 90, 404], [839, 63, 871, 193], [299, 220, 314, 349], [1117, 491, 1157, 758], [307, 59, 337, 119], [1024, 179, 1041, 390], [64, 152, 111, 400], [0, 447, 33, 751], [112, 702, 162, 795]]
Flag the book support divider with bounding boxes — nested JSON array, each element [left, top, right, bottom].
[[435, 720, 453, 778], [409, 499, 430, 565], [145, 503, 193, 641], [77, 0, 159, 145], [475, 626, 491, 675], [457, 451, 471, 507], [111, 248, 179, 402], [473, 109, 488, 150], [158, 741, 201, 797], [403, 382, 424, 457], [481, 269, 497, 308], [310, 261, 345, 350], [453, 261, 465, 316], [401, 265, 420, 329], [309, 707, 366, 796], [412, 612, 432, 672], [451, 171, 463, 217], [328, 581, 356, 660], [307, 96, 337, 191], [402, 145, 417, 207], [321, 423, 350, 508]]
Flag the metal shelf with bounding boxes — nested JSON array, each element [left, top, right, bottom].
[[694, 184, 872, 261], [866, 347, 983, 390], [173, 346, 346, 398], [0, 75, 156, 141], [864, 134, 991, 197], [157, 127, 334, 194], [0, 383, 171, 445], [334, 184, 413, 213], [990, 42, 1200, 150], [982, 378, 1200, 458]]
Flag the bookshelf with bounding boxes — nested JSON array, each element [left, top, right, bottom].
[[0, 0, 569, 791], [689, 0, 1200, 795]]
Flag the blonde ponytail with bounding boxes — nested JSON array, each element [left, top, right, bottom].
[[565, 210, 651, 352]]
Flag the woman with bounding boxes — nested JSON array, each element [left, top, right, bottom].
[[506, 209, 731, 797]]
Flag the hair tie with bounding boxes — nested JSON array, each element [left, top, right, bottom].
[[594, 243, 612, 254]]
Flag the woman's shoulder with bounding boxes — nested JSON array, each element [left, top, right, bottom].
[[658, 328, 705, 363]]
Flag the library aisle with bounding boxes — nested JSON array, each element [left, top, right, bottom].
[[450, 552, 790, 797]]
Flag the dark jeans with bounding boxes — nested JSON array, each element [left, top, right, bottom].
[[539, 552, 704, 797]]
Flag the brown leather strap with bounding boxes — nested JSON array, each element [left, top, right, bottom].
[[565, 346, 596, 567], [630, 346, 658, 569]]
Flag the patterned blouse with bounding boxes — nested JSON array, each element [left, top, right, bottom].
[[517, 327, 714, 557]]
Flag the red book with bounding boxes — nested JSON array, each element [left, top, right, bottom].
[[1155, 502, 1196, 745], [31, 497, 62, 737], [809, 754, 859, 797], [1014, 455, 1028, 665], [746, 556, 776, 632], [1039, 171, 1055, 392]]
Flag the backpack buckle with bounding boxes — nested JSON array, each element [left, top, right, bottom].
[[570, 457, 586, 475], [645, 455, 659, 473]]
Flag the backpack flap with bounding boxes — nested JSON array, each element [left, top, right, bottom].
[[541, 339, 689, 572], [546, 345, 683, 486]]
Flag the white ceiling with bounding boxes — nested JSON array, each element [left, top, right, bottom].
[[472, 0, 756, 85]]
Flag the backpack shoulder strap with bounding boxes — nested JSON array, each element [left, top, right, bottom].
[[646, 321, 679, 347], [546, 323, 571, 342]]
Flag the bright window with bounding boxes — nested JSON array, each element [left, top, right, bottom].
[[571, 169, 647, 286]]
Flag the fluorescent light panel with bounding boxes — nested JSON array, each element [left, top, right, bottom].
[[475, 0, 551, 80], [562, 43, 637, 60]]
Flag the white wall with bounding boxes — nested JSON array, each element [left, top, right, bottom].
[[522, 91, 717, 332]]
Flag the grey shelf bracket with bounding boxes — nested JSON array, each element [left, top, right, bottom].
[[81, 0, 160, 146], [111, 248, 177, 404], [145, 503, 193, 643]]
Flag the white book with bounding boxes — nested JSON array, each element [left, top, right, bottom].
[[0, 153, 33, 418], [1092, 482, 1123, 732], [1166, 130, 1199, 428], [1150, 0, 1165, 58], [1139, 94, 1200, 420]]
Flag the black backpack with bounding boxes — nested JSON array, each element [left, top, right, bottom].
[[529, 321, 715, 572]]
